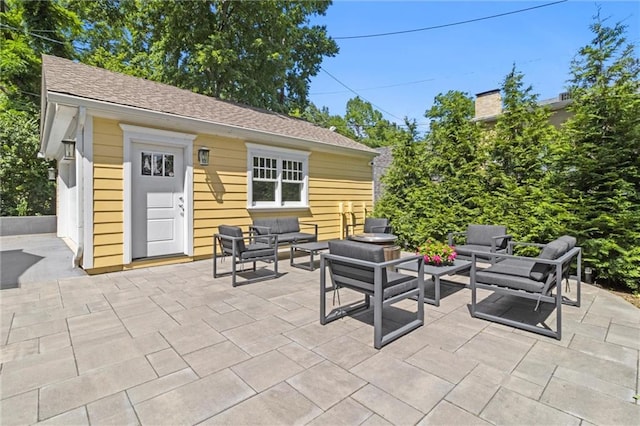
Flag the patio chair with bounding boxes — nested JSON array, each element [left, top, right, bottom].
[[320, 240, 424, 349], [448, 224, 511, 263], [213, 225, 279, 287], [345, 217, 393, 237], [470, 235, 582, 340]]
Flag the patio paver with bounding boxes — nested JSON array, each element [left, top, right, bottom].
[[0, 255, 638, 425]]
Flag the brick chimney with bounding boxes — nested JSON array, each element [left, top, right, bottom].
[[475, 89, 502, 119]]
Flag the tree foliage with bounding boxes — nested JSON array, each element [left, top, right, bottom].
[[561, 13, 640, 290], [69, 0, 339, 113], [1, 0, 78, 216], [375, 15, 639, 292]]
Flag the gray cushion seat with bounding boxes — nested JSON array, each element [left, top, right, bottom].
[[252, 217, 317, 244], [470, 235, 582, 340], [320, 240, 425, 349]]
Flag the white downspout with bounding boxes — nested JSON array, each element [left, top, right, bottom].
[[73, 107, 87, 268]]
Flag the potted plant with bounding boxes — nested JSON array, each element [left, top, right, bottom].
[[418, 239, 457, 266]]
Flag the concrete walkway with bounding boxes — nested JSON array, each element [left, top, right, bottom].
[[1, 256, 638, 425], [0, 234, 86, 290]]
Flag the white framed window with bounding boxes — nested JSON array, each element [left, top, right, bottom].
[[246, 143, 310, 209]]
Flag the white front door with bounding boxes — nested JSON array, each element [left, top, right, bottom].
[[132, 143, 184, 259]]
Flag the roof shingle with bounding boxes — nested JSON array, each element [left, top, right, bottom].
[[42, 55, 375, 154]]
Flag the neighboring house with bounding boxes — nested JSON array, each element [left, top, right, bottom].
[[40, 55, 377, 274], [473, 89, 573, 127], [372, 146, 393, 202]]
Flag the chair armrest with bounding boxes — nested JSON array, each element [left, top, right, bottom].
[[216, 232, 278, 247], [322, 253, 422, 269], [298, 221, 318, 237], [490, 234, 512, 251], [448, 231, 466, 246], [250, 225, 272, 234]]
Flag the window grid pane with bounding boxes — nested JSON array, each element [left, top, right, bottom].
[[282, 160, 303, 183], [253, 155, 277, 182]]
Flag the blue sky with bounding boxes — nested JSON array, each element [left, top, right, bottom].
[[308, 1, 640, 128]]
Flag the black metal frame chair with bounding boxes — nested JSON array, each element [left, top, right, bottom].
[[320, 240, 424, 349], [470, 236, 582, 340], [213, 225, 279, 287]]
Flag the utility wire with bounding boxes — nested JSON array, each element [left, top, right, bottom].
[[334, 0, 568, 40], [321, 67, 404, 121]]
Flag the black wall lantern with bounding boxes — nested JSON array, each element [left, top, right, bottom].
[[198, 147, 210, 166], [62, 139, 76, 161]]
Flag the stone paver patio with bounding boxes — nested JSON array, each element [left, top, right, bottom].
[[1, 253, 639, 425]]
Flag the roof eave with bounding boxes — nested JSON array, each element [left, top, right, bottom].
[[46, 91, 377, 158]]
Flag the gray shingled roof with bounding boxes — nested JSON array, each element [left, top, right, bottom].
[[42, 55, 376, 154]]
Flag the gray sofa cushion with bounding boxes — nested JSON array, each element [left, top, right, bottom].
[[466, 225, 508, 249], [529, 239, 569, 282], [476, 270, 546, 293], [328, 240, 418, 298], [278, 232, 316, 243], [558, 235, 577, 250], [278, 217, 300, 234], [218, 225, 246, 253], [252, 218, 279, 235], [329, 240, 386, 288], [483, 258, 535, 278], [455, 244, 496, 257]]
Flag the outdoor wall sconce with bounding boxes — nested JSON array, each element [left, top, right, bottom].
[[198, 147, 210, 166], [62, 139, 76, 161], [47, 167, 56, 181]]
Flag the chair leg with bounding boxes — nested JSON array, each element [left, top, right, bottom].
[[556, 274, 562, 341], [213, 236, 218, 278]]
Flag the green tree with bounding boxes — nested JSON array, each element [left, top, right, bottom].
[[1, 0, 79, 215], [562, 13, 640, 291], [483, 67, 573, 243], [70, 0, 339, 113], [376, 91, 484, 248], [291, 102, 356, 139], [344, 96, 410, 147]]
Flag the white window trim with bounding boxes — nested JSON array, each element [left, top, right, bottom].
[[246, 143, 310, 210], [121, 124, 196, 264]]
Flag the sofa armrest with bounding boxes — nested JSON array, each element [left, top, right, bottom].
[[448, 231, 466, 246], [298, 221, 318, 237], [249, 225, 272, 235]]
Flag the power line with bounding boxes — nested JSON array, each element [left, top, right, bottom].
[[333, 0, 568, 40], [320, 67, 404, 121]]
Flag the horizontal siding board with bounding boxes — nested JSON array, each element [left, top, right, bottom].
[[94, 233, 123, 246], [94, 244, 123, 257]]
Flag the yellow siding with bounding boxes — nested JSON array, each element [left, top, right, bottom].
[[92, 118, 124, 271], [87, 119, 373, 272]]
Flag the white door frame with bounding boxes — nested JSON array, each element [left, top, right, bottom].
[[121, 124, 196, 264]]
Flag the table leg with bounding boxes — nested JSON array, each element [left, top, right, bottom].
[[434, 275, 441, 307]]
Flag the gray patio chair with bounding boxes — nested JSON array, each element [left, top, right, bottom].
[[470, 235, 582, 340], [448, 224, 511, 263], [213, 225, 279, 287], [320, 240, 424, 349], [345, 217, 393, 237]]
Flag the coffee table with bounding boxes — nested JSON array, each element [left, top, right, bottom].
[[290, 241, 331, 271], [396, 259, 472, 306]]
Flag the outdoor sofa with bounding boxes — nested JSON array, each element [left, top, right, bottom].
[[250, 217, 318, 246], [470, 235, 581, 340]]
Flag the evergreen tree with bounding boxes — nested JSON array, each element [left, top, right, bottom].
[[562, 13, 640, 290], [484, 67, 573, 242]]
